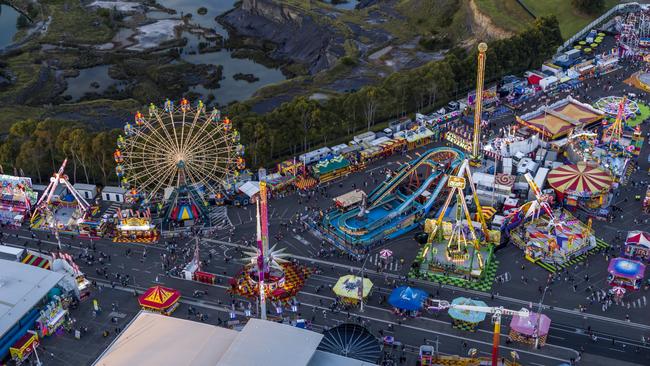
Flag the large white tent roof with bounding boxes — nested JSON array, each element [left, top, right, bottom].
[[95, 313, 371, 366], [218, 318, 323, 366], [94, 312, 238, 366], [0, 259, 64, 338]]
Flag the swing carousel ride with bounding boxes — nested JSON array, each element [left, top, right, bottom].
[[114, 98, 245, 227], [418, 159, 499, 281]]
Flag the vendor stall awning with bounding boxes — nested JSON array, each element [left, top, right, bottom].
[[333, 275, 373, 300], [625, 231, 650, 249], [239, 181, 260, 198], [510, 313, 550, 336], [334, 189, 366, 208], [312, 156, 350, 177]]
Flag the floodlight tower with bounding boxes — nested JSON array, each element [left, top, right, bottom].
[[602, 96, 627, 147], [256, 181, 269, 320], [470, 42, 488, 167]]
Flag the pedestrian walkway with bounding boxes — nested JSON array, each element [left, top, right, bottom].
[[104, 202, 120, 217], [368, 253, 401, 271], [209, 206, 233, 230]]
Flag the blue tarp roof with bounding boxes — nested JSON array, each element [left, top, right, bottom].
[[388, 286, 428, 311]]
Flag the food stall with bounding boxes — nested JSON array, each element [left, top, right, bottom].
[[607, 257, 646, 290], [447, 297, 487, 332], [334, 190, 366, 211], [624, 231, 650, 262], [36, 296, 68, 337], [138, 285, 181, 315], [509, 313, 551, 346], [9, 331, 39, 365], [333, 275, 373, 306]]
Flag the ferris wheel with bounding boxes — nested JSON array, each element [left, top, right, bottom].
[[114, 98, 245, 204]]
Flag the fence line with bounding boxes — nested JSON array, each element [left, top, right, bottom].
[[557, 2, 644, 55]]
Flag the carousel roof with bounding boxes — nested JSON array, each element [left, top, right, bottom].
[[510, 313, 551, 336], [626, 231, 650, 248], [388, 287, 428, 311], [138, 285, 180, 310], [547, 162, 613, 196], [447, 297, 488, 323], [333, 275, 373, 300]]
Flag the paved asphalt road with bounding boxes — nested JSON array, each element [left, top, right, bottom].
[[3, 60, 650, 366]]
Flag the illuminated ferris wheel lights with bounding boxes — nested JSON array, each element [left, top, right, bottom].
[[115, 98, 245, 202]]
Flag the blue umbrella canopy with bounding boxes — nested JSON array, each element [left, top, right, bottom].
[[388, 286, 428, 311], [448, 297, 488, 323]]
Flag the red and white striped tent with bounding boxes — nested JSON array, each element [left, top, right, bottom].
[[626, 231, 650, 248]]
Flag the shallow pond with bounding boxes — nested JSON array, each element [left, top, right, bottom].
[[154, 0, 286, 105], [63, 65, 124, 101], [0, 4, 20, 50]]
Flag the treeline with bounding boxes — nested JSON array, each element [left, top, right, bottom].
[[0, 119, 119, 185], [232, 17, 563, 167], [0, 17, 562, 184]]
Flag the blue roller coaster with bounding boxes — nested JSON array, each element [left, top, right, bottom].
[[319, 147, 465, 253]]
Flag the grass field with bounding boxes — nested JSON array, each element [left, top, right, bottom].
[[521, 0, 619, 39], [474, 0, 535, 33], [477, 0, 619, 39]]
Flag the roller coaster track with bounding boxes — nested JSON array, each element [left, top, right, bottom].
[[332, 148, 464, 241], [368, 148, 458, 209]]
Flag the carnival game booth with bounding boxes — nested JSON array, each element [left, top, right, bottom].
[[138, 286, 180, 315], [311, 155, 351, 183], [333, 275, 373, 307], [644, 185, 650, 213], [403, 126, 435, 150], [388, 287, 428, 317], [0, 174, 37, 225], [509, 313, 551, 346], [624, 231, 650, 262], [447, 297, 487, 332], [547, 162, 614, 209], [607, 258, 646, 290], [113, 208, 159, 243], [516, 97, 605, 140]]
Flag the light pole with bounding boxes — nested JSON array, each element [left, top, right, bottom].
[[359, 252, 370, 312], [534, 276, 551, 349]]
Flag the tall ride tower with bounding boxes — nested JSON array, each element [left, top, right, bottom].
[[470, 42, 488, 167]]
